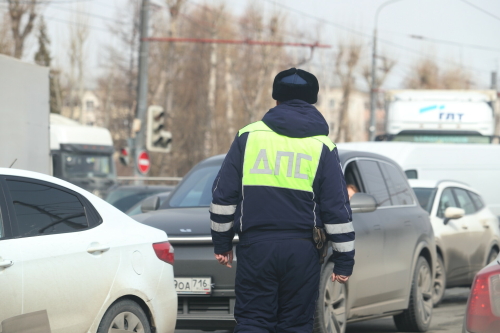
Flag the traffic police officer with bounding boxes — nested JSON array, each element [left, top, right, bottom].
[[210, 68, 355, 333]]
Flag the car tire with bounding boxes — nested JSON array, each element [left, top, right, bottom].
[[393, 256, 433, 332], [487, 247, 499, 265], [313, 262, 347, 333], [97, 299, 151, 333], [432, 254, 446, 306]]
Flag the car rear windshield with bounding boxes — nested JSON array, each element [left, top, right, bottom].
[[412, 187, 437, 214], [168, 166, 221, 207]]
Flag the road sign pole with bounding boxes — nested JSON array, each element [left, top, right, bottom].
[[134, 0, 150, 183]]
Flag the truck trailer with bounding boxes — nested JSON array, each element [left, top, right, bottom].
[[379, 89, 497, 144]]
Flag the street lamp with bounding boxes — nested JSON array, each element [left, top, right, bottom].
[[369, 0, 405, 141]]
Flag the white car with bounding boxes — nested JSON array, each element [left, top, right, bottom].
[[0, 168, 177, 333], [410, 179, 500, 305]]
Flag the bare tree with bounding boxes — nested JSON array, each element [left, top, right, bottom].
[[362, 53, 396, 91], [67, 11, 89, 123], [0, 13, 14, 55], [334, 41, 363, 142], [404, 57, 473, 89], [7, 0, 40, 59]]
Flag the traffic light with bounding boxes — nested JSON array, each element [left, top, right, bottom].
[[146, 105, 172, 153]]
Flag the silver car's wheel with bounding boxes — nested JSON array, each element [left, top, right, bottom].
[[394, 257, 433, 332], [97, 300, 151, 333], [314, 262, 347, 333], [432, 255, 446, 306], [109, 312, 145, 333]]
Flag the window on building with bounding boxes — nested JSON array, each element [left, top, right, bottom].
[[86, 100, 94, 112]]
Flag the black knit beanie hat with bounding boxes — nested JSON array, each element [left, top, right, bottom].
[[272, 68, 319, 104]]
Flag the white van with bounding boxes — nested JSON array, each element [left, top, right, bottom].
[[337, 142, 500, 216]]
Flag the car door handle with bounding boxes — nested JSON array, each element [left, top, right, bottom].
[[462, 225, 468, 230], [87, 244, 110, 254], [404, 221, 412, 227], [373, 224, 381, 230], [0, 260, 14, 268]]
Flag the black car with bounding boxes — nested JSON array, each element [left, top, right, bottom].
[[134, 151, 437, 333], [105, 185, 174, 212]]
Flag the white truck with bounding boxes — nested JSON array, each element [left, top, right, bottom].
[[0, 55, 116, 197], [380, 89, 497, 144], [338, 141, 500, 217], [50, 114, 116, 197], [0, 54, 51, 174]]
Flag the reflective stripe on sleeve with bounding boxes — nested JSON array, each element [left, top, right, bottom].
[[324, 222, 354, 235], [210, 203, 237, 215], [211, 220, 234, 232], [331, 241, 355, 253]]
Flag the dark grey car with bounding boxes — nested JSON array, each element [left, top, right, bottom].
[[133, 150, 437, 332]]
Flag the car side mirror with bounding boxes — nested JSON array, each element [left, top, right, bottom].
[[141, 196, 160, 213], [443, 207, 465, 225], [350, 193, 377, 213]]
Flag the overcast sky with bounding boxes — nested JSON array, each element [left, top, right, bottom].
[[5, 0, 500, 90]]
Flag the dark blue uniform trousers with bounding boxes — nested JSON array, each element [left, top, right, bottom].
[[234, 239, 321, 333]]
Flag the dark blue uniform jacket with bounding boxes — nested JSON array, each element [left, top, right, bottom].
[[210, 99, 355, 276]]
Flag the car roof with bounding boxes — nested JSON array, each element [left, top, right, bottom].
[[108, 185, 174, 191], [409, 179, 477, 192], [0, 167, 89, 195], [197, 150, 400, 168]]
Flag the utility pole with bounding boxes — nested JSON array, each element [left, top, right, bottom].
[[491, 71, 497, 91], [370, 0, 404, 141], [369, 29, 377, 142], [134, 0, 150, 181]]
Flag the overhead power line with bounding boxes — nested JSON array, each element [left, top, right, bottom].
[[458, 0, 500, 23], [262, 0, 493, 74], [143, 37, 331, 48], [410, 34, 500, 53]]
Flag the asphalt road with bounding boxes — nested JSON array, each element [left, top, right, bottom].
[[175, 288, 469, 333]]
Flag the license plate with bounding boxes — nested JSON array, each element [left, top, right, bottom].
[[174, 277, 212, 295]]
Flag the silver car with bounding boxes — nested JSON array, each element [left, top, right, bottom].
[[134, 150, 437, 333]]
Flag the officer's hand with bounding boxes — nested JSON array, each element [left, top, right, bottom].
[[331, 273, 349, 284], [215, 250, 233, 268]]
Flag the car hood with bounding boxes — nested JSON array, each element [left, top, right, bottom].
[[133, 207, 210, 237]]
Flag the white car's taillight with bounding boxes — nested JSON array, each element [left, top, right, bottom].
[[466, 264, 500, 333], [153, 242, 174, 265]]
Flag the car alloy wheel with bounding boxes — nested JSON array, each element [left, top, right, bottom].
[[323, 281, 347, 333], [432, 255, 446, 306], [109, 312, 145, 333], [416, 260, 433, 325], [394, 257, 433, 332], [97, 300, 151, 333], [314, 262, 347, 333]]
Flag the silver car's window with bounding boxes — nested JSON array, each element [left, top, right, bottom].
[[7, 180, 89, 238], [413, 188, 437, 214], [453, 188, 476, 215], [469, 192, 485, 211], [169, 166, 220, 208], [437, 188, 457, 218], [379, 163, 414, 206], [357, 160, 391, 207]]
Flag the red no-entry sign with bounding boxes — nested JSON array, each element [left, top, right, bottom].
[[137, 150, 151, 175]]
